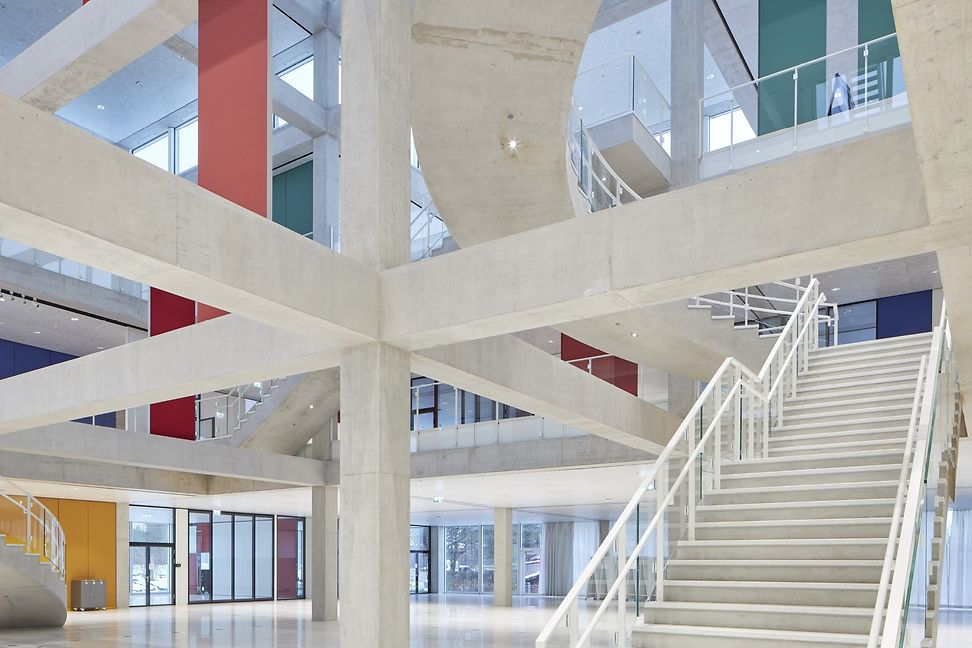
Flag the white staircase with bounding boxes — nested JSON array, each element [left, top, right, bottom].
[[0, 477, 68, 627], [537, 280, 959, 648]]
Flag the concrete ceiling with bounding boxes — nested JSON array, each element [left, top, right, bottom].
[[0, 296, 132, 357], [0, 0, 79, 68], [809, 253, 941, 306]]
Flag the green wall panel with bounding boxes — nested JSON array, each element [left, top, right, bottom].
[[859, 0, 901, 105], [757, 0, 827, 135], [271, 161, 313, 236], [859, 0, 896, 42]]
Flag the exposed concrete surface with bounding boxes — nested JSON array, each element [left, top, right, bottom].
[[0, 0, 196, 112], [413, 335, 679, 453], [0, 542, 66, 628], [0, 315, 339, 435], [381, 128, 960, 349], [0, 93, 378, 348], [234, 369, 341, 455], [0, 422, 327, 486], [410, 0, 600, 245], [272, 76, 329, 138]]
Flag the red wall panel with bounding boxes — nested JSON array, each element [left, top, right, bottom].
[[561, 334, 639, 396]]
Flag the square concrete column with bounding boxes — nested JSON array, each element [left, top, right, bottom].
[[312, 485, 340, 621], [339, 342, 411, 646], [493, 508, 513, 607], [313, 27, 341, 250], [115, 504, 129, 609], [671, 0, 705, 185]]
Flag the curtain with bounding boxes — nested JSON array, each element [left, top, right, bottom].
[[942, 508, 972, 607], [543, 522, 574, 596], [572, 521, 600, 583]]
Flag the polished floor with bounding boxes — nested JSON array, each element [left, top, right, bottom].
[[0, 598, 969, 647]]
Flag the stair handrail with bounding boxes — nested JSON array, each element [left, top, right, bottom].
[[866, 352, 929, 647], [0, 474, 65, 579], [537, 280, 824, 648], [875, 306, 953, 647]]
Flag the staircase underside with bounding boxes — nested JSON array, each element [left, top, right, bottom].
[[0, 541, 66, 628]]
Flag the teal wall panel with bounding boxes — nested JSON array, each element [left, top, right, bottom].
[[271, 161, 313, 236], [757, 0, 827, 135]]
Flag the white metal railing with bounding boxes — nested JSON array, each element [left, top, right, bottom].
[[0, 474, 66, 579], [410, 197, 449, 261], [537, 279, 830, 647], [869, 306, 956, 648], [691, 278, 839, 341], [569, 104, 642, 213], [195, 378, 284, 441], [700, 33, 908, 177]]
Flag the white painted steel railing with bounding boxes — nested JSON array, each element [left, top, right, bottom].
[[691, 278, 839, 341], [195, 378, 284, 441], [568, 104, 641, 213], [536, 279, 830, 647], [410, 197, 449, 261], [868, 306, 956, 648], [0, 475, 66, 579]]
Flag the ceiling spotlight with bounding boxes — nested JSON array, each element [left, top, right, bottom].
[[0, 296, 4, 302], [507, 138, 519, 151], [309, 404, 315, 409], [96, 104, 105, 111], [97, 346, 104, 350], [706, 73, 715, 80], [432, 496, 444, 504], [547, 339, 555, 344], [33, 330, 40, 334], [70, 316, 79, 321], [630, 332, 639, 338], [932, 269, 939, 274]]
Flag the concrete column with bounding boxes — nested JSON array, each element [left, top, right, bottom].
[[827, 0, 859, 94], [313, 28, 341, 250], [339, 0, 411, 270], [312, 485, 339, 621], [175, 509, 189, 606], [339, 342, 410, 646], [493, 508, 513, 607], [115, 504, 129, 609], [670, 0, 705, 185], [667, 374, 698, 420]]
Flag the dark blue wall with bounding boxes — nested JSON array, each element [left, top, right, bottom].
[[0, 338, 116, 427], [876, 290, 933, 339]]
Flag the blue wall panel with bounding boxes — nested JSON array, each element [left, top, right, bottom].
[[14, 344, 51, 374], [0, 340, 14, 379], [876, 290, 932, 339]]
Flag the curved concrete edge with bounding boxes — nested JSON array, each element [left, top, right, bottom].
[[0, 542, 67, 628], [410, 0, 601, 246]]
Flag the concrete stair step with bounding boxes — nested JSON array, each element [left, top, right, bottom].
[[631, 623, 868, 648], [718, 464, 901, 489], [784, 393, 916, 416], [675, 539, 888, 561], [696, 498, 896, 522], [801, 357, 922, 378], [665, 559, 884, 583], [808, 333, 931, 359], [772, 415, 911, 436], [661, 579, 878, 607], [780, 404, 913, 426], [795, 376, 918, 398], [702, 481, 898, 505], [768, 437, 908, 457], [722, 450, 904, 475], [787, 383, 916, 405], [808, 344, 930, 369], [769, 426, 909, 448], [694, 517, 892, 541], [641, 602, 876, 636]]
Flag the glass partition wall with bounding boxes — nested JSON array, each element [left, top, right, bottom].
[[188, 511, 275, 603], [129, 506, 175, 607], [277, 517, 306, 600]]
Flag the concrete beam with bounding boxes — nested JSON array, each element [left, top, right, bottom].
[[0, 422, 327, 486], [0, 0, 196, 112], [0, 93, 378, 347], [0, 255, 147, 329], [0, 314, 339, 435], [413, 335, 679, 453], [273, 0, 336, 35], [382, 129, 967, 349], [272, 76, 328, 138]]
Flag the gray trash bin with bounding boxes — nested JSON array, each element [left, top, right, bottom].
[[71, 579, 106, 611]]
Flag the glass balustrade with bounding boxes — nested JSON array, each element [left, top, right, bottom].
[[701, 33, 908, 177]]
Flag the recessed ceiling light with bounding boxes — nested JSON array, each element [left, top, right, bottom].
[[931, 269, 939, 274], [33, 330, 40, 334], [507, 139, 519, 150], [432, 496, 444, 504], [706, 73, 715, 80], [831, 287, 841, 292], [631, 332, 639, 338], [547, 339, 555, 344], [309, 404, 315, 409], [96, 104, 105, 110], [603, 497, 612, 502], [97, 346, 104, 350], [70, 316, 79, 321]]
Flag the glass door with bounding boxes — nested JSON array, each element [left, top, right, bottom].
[[129, 544, 174, 606], [410, 551, 430, 594]]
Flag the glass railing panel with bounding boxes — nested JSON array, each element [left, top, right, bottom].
[[0, 493, 27, 546], [632, 57, 671, 138], [574, 56, 636, 126]]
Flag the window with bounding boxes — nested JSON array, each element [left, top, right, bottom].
[[176, 119, 198, 173], [275, 56, 315, 128], [129, 506, 175, 607], [189, 510, 275, 604], [444, 526, 484, 592], [277, 517, 306, 599], [133, 133, 170, 171], [410, 526, 431, 594], [706, 106, 756, 152], [838, 300, 877, 344]]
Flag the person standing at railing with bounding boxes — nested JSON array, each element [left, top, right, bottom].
[[828, 73, 855, 116]]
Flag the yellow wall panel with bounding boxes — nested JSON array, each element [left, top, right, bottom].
[[43, 499, 117, 610]]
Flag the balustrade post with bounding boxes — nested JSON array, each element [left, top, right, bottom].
[[569, 597, 580, 646], [687, 427, 696, 541], [792, 68, 799, 151], [863, 45, 870, 132], [617, 535, 627, 648], [655, 462, 668, 603]]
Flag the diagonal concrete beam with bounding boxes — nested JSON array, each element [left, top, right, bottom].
[[0, 0, 196, 112], [413, 335, 680, 454], [0, 422, 326, 486], [890, 0, 972, 417], [0, 315, 339, 435], [382, 128, 972, 349], [0, 93, 378, 346]]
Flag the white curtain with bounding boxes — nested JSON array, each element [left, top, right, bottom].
[[572, 521, 600, 583], [543, 522, 574, 596], [942, 508, 972, 607]]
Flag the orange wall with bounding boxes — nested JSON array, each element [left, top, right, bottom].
[[39, 498, 117, 610]]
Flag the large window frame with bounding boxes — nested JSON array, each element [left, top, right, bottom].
[[129, 505, 176, 607], [276, 516, 307, 600], [410, 525, 431, 595], [187, 510, 275, 604]]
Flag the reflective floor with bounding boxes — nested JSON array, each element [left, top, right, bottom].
[[0, 598, 969, 647]]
